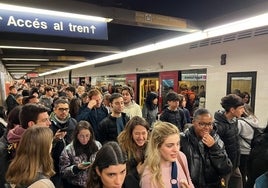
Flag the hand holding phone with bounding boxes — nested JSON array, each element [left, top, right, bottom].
[[82, 161, 91, 166], [59, 127, 68, 132]]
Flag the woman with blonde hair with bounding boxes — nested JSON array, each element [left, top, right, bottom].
[[118, 116, 150, 187], [140, 121, 194, 188], [5, 126, 55, 188]]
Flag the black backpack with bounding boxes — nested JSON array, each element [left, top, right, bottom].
[[239, 118, 264, 149]]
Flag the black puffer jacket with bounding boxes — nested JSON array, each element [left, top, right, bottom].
[[180, 127, 232, 188], [214, 110, 240, 168], [246, 126, 268, 188], [99, 113, 129, 144], [160, 108, 186, 131]]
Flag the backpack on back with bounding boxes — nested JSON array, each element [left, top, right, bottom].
[[239, 118, 264, 149]]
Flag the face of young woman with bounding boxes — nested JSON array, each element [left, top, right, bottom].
[[152, 98, 158, 105], [77, 129, 91, 145], [159, 134, 180, 163], [132, 125, 148, 147], [97, 164, 127, 188]]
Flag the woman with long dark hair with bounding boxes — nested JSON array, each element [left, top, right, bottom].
[[60, 121, 101, 188], [86, 141, 127, 188], [142, 92, 158, 128]]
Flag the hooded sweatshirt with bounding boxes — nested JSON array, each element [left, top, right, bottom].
[[7, 125, 26, 159], [237, 116, 259, 155], [7, 125, 26, 144]]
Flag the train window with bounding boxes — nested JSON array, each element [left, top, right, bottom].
[[227, 71, 257, 112], [178, 69, 207, 116]]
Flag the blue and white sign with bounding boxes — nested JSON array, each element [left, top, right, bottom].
[[0, 9, 108, 40]]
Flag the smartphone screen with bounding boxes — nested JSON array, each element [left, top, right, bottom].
[[82, 161, 91, 166]]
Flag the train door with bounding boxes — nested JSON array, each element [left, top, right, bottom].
[[137, 73, 159, 107], [159, 71, 179, 112]]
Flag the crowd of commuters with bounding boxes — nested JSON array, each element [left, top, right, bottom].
[[0, 82, 267, 188]]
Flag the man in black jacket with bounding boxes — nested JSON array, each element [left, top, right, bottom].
[[214, 94, 245, 188], [181, 108, 232, 188], [5, 85, 18, 115], [99, 93, 129, 144], [160, 92, 186, 131], [50, 98, 77, 187]]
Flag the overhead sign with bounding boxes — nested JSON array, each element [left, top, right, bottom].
[[27, 72, 39, 78], [0, 9, 108, 40], [181, 74, 207, 81]]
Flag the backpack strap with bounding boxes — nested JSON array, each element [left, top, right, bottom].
[[238, 118, 253, 145]]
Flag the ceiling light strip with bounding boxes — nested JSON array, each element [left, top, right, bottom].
[[2, 58, 49, 61], [0, 46, 65, 51], [5, 64, 41, 66], [0, 3, 112, 22], [39, 12, 268, 76]]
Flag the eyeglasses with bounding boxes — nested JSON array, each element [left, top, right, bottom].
[[58, 108, 69, 112], [198, 122, 213, 127]]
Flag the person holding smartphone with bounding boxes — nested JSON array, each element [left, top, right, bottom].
[[50, 98, 77, 187], [60, 121, 101, 188]]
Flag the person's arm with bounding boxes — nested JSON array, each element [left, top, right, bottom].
[[207, 134, 233, 175], [76, 105, 91, 122], [59, 146, 77, 177]]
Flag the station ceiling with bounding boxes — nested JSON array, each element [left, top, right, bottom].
[[0, 0, 268, 79]]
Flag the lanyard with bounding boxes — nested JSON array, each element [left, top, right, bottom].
[[171, 161, 178, 188]]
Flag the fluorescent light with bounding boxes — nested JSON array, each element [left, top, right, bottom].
[[0, 3, 112, 22], [39, 33, 207, 76], [39, 11, 268, 76], [10, 72, 27, 75], [2, 58, 49, 61], [7, 68, 34, 70], [204, 13, 268, 38], [0, 46, 65, 51], [5, 64, 40, 66]]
